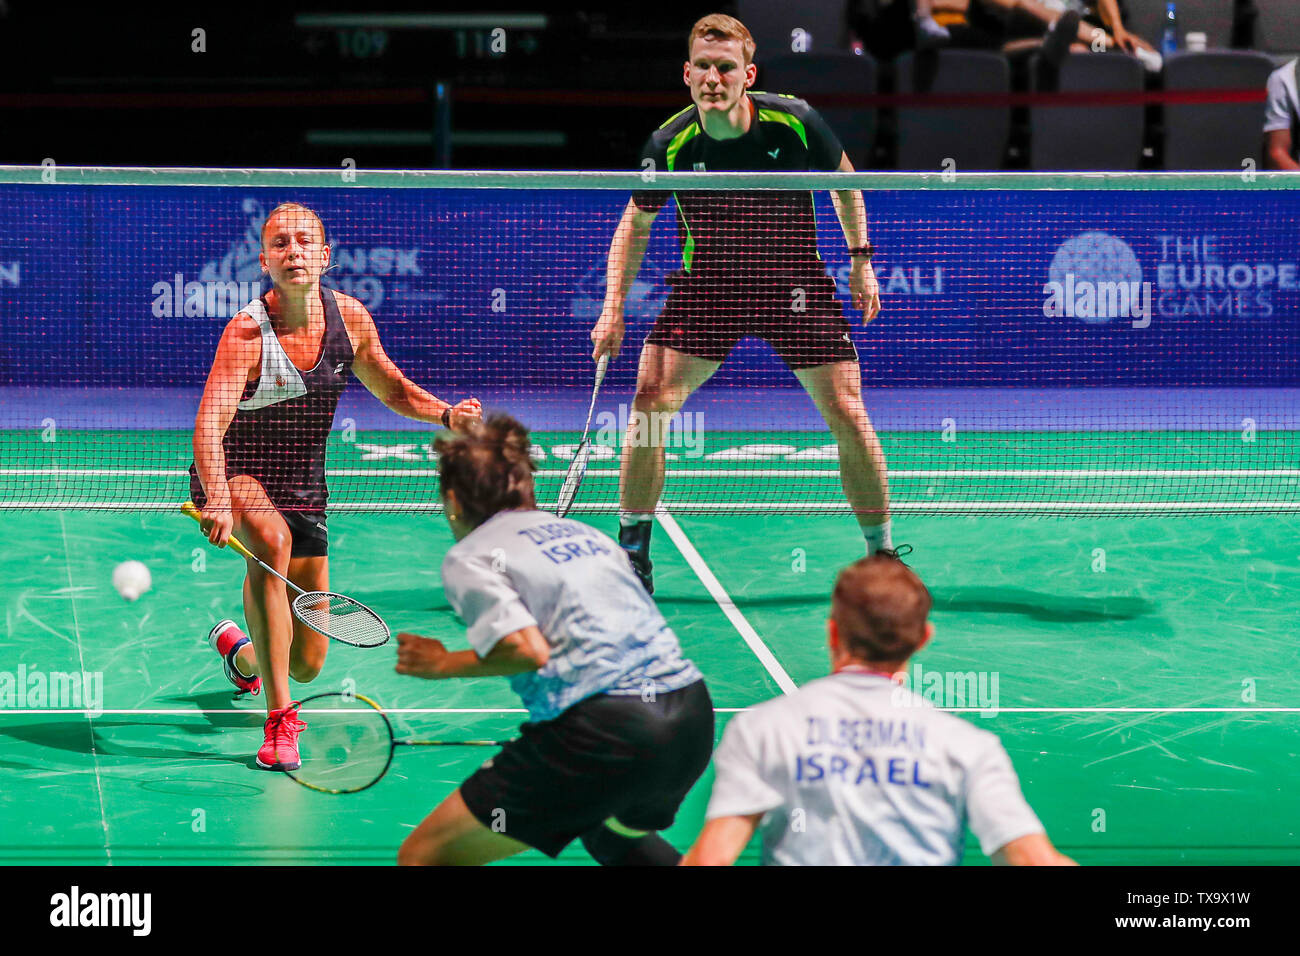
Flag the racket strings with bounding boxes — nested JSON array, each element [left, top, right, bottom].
[[556, 355, 609, 516], [293, 592, 390, 648], [555, 449, 591, 515], [291, 695, 394, 793], [288, 693, 510, 793]]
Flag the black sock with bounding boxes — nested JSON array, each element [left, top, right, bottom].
[[580, 827, 682, 866], [1040, 10, 1080, 68], [618, 518, 653, 555]]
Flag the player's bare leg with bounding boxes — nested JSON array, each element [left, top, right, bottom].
[[228, 475, 296, 712], [621, 344, 721, 511], [618, 344, 721, 592], [795, 361, 893, 553], [287, 555, 329, 683], [224, 533, 329, 694], [399, 789, 530, 866], [208, 547, 329, 692]]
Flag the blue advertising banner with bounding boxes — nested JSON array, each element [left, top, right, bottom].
[[1, 184, 1296, 390]]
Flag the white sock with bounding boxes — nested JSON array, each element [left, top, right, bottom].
[[620, 511, 654, 528], [232, 645, 255, 679], [862, 520, 893, 555]]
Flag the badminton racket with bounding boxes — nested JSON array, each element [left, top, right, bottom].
[[555, 352, 609, 517], [182, 501, 390, 648], [287, 691, 507, 794]]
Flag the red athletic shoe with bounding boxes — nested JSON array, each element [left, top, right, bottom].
[[257, 702, 307, 771], [208, 619, 261, 696]]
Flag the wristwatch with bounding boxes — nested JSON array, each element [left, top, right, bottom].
[[441, 406, 452, 428], [849, 243, 875, 260]]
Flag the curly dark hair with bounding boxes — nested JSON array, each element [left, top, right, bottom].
[[435, 414, 537, 528]]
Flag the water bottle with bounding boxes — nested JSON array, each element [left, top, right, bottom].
[[1162, 2, 1178, 57]]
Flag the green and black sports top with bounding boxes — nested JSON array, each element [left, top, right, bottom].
[[632, 91, 846, 276]]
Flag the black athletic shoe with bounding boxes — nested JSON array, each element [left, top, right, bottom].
[[618, 520, 655, 595], [876, 544, 914, 565], [625, 548, 655, 595]]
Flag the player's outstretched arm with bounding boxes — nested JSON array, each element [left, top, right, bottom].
[[992, 832, 1078, 866], [591, 198, 658, 361], [340, 295, 482, 430], [829, 152, 881, 323], [395, 627, 550, 679], [681, 814, 762, 866], [192, 312, 261, 546]]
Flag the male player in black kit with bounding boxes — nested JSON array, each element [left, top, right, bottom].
[[591, 14, 900, 595], [191, 203, 481, 771]]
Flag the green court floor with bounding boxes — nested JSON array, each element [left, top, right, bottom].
[[1, 433, 1298, 864]]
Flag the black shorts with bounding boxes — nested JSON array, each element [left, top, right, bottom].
[[188, 470, 329, 558], [646, 268, 858, 369], [460, 680, 714, 858]]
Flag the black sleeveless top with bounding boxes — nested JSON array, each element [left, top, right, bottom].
[[190, 288, 354, 513]]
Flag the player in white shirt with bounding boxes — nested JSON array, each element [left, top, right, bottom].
[[1263, 59, 1300, 171], [393, 415, 712, 866], [683, 555, 1074, 866]]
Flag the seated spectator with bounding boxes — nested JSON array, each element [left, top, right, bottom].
[[932, 0, 1160, 72], [848, 0, 953, 61], [1264, 58, 1300, 171], [1039, 0, 1154, 54]]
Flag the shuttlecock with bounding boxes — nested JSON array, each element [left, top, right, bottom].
[[112, 560, 152, 602]]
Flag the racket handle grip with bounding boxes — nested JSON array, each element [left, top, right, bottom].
[[181, 500, 256, 561]]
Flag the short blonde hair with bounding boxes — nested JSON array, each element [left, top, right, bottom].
[[688, 14, 756, 65], [260, 202, 327, 248]]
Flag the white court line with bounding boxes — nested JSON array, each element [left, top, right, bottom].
[[59, 512, 111, 864], [4, 706, 1298, 716], [928, 707, 1300, 714], [0, 707, 747, 716], [0, 469, 186, 476], [7, 500, 1300, 513], [5, 467, 1300, 478], [576, 469, 1300, 479], [0, 708, 528, 715], [655, 508, 798, 695]]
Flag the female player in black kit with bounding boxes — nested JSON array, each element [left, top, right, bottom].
[[190, 202, 482, 771]]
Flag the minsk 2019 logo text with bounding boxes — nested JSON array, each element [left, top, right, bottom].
[[151, 198, 423, 319]]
